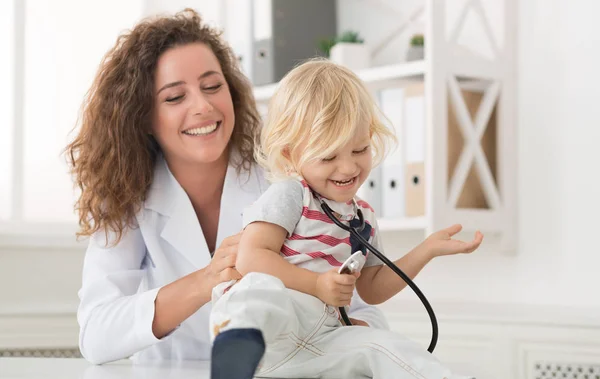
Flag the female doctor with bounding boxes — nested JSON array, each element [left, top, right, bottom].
[[66, 9, 388, 365]]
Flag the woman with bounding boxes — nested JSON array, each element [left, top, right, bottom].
[[67, 9, 388, 365]]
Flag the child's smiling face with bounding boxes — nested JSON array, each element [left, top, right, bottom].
[[299, 125, 372, 203]]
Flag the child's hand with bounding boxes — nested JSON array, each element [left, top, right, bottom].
[[315, 268, 359, 307], [424, 224, 483, 258]]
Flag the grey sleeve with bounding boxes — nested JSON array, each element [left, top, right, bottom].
[[242, 180, 304, 236]]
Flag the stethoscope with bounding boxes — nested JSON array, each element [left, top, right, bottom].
[[320, 200, 439, 354]]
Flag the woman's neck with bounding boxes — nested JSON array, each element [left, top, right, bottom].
[[164, 150, 229, 253], [166, 150, 229, 209]]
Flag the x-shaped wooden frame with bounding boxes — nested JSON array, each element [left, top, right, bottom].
[[447, 76, 501, 209]]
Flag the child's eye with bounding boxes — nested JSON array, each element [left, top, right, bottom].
[[322, 155, 336, 162], [353, 146, 370, 154], [166, 95, 184, 103]]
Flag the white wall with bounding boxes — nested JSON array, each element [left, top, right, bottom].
[[380, 0, 600, 310], [143, 0, 223, 25]]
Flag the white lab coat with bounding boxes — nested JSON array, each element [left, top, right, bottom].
[[77, 155, 389, 365]]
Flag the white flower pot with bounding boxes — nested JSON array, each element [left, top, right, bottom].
[[406, 46, 424, 61], [329, 43, 370, 71]]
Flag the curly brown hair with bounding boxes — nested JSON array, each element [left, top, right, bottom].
[[66, 9, 260, 243]]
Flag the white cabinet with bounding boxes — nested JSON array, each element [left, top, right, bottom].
[[380, 300, 600, 379]]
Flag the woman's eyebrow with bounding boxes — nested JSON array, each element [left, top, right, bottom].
[[156, 71, 223, 95], [157, 81, 185, 95], [198, 70, 221, 80]]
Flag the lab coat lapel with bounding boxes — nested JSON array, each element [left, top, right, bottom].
[[160, 197, 211, 270], [146, 157, 211, 270], [215, 162, 267, 248]]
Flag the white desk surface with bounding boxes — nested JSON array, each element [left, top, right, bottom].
[[0, 358, 211, 379]]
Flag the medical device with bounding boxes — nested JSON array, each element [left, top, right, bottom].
[[321, 201, 438, 353]]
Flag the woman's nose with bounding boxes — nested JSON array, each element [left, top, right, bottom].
[[192, 92, 214, 115]]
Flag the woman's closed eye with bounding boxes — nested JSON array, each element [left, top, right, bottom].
[[166, 94, 185, 103], [203, 83, 223, 93], [165, 83, 223, 103]]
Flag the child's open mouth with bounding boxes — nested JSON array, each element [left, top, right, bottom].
[[331, 177, 356, 187]]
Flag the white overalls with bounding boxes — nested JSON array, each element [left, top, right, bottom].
[[210, 179, 473, 378]]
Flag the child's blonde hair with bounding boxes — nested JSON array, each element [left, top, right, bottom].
[[256, 59, 396, 181]]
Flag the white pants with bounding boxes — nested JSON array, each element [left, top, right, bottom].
[[210, 273, 473, 379]]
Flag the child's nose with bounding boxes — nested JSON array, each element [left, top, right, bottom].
[[338, 159, 358, 175]]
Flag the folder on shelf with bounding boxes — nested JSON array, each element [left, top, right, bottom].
[[357, 165, 382, 216], [404, 83, 426, 164], [405, 162, 425, 217], [378, 88, 405, 219], [404, 83, 426, 217], [382, 164, 405, 218]]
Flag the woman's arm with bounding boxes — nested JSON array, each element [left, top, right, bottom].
[[78, 227, 161, 364], [152, 234, 241, 338], [78, 228, 240, 364]]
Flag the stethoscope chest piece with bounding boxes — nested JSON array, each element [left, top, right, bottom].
[[338, 251, 367, 275]]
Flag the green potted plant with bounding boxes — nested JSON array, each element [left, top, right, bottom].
[[406, 33, 424, 61], [318, 30, 370, 71]]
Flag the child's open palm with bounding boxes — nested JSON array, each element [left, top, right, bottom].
[[424, 224, 483, 257]]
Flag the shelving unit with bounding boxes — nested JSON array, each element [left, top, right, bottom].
[[252, 0, 517, 253], [253, 60, 428, 102]]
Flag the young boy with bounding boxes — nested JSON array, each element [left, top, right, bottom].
[[210, 59, 483, 379]]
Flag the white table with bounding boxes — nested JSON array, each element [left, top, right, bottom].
[[0, 358, 211, 379]]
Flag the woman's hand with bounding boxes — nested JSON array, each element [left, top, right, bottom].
[[202, 233, 243, 289], [315, 268, 359, 307], [153, 233, 244, 339], [423, 224, 483, 258]]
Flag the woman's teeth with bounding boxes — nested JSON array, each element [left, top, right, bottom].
[[332, 177, 356, 187], [183, 122, 219, 136]]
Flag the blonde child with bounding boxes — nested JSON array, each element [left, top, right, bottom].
[[209, 59, 483, 379]]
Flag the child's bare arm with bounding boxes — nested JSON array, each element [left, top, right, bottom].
[[236, 221, 357, 306], [356, 224, 483, 305], [355, 244, 433, 305], [236, 221, 319, 296]]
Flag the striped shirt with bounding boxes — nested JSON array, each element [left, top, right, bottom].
[[243, 179, 383, 273]]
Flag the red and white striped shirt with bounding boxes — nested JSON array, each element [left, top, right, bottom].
[[243, 179, 383, 273]]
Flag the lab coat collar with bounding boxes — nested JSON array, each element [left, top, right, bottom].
[[216, 153, 268, 248], [144, 154, 267, 269], [144, 156, 178, 216], [144, 156, 209, 268]]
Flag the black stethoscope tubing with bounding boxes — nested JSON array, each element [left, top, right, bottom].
[[320, 201, 438, 353]]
